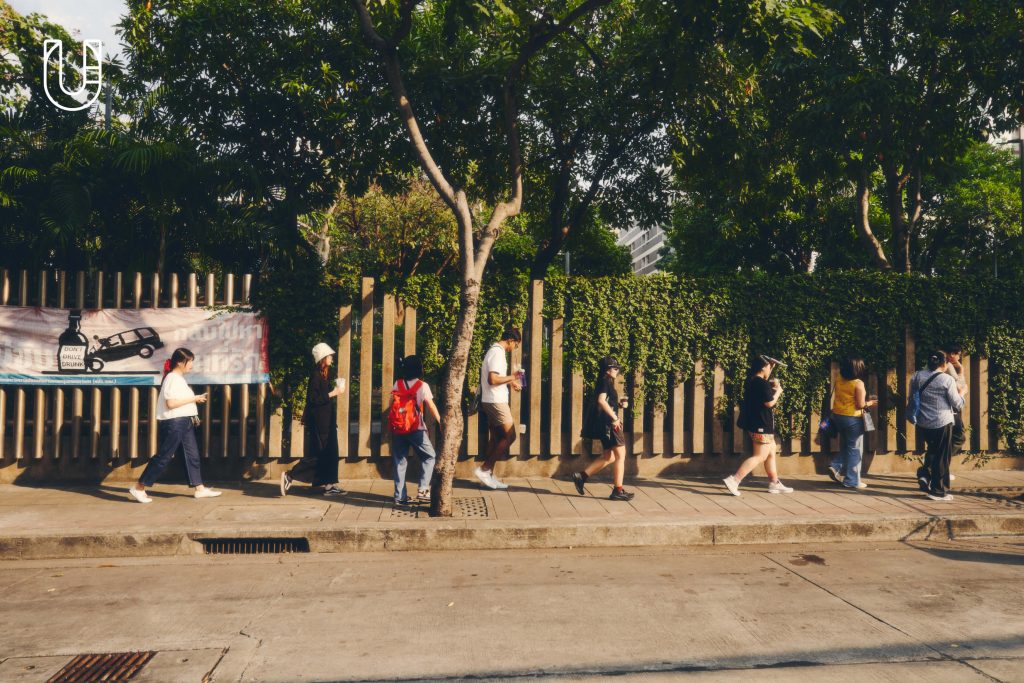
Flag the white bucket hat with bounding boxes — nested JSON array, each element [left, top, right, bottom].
[[311, 342, 335, 364]]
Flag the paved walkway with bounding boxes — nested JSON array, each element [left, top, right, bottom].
[[1, 470, 1022, 559]]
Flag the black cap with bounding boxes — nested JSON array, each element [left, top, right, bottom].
[[599, 356, 621, 372]]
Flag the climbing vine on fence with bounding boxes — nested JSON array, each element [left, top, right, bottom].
[[255, 266, 1024, 453]]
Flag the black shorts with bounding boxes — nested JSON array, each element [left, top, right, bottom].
[[599, 425, 625, 450]]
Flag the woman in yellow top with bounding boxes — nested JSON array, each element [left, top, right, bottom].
[[827, 357, 877, 489]]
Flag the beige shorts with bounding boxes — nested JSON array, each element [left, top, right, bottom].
[[481, 402, 514, 430]]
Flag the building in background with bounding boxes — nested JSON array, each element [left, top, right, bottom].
[[616, 225, 667, 274]]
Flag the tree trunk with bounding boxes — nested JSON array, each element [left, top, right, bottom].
[[854, 172, 891, 269], [432, 277, 481, 517], [883, 164, 911, 272]]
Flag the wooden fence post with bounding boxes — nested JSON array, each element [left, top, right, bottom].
[[527, 280, 543, 458], [202, 273, 215, 457], [221, 274, 233, 458], [33, 271, 47, 459], [358, 277, 374, 458], [336, 304, 353, 459], [380, 293, 396, 459], [549, 316, 564, 458]]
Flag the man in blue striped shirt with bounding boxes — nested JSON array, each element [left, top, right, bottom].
[[912, 350, 966, 500]]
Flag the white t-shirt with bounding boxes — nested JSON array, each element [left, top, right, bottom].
[[157, 372, 198, 420], [392, 379, 433, 431], [480, 343, 509, 404]]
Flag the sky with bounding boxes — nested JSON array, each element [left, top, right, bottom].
[[11, 0, 129, 60]]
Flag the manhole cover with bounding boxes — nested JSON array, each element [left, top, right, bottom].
[[47, 651, 156, 682], [959, 487, 1024, 507], [391, 504, 419, 518], [389, 498, 489, 518], [455, 497, 489, 518]]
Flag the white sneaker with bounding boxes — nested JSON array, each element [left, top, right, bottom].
[[843, 482, 868, 490], [768, 480, 794, 494], [723, 475, 741, 496], [474, 467, 498, 490], [926, 493, 954, 501], [194, 487, 222, 499], [128, 487, 152, 504], [489, 475, 509, 490]]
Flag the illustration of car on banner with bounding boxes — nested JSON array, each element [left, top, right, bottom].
[[85, 327, 165, 372]]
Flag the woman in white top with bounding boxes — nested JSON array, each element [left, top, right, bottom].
[[129, 348, 220, 503]]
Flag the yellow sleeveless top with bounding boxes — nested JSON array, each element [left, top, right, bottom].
[[832, 378, 863, 417]]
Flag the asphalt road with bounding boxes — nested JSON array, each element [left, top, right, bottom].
[[1, 538, 1022, 682]]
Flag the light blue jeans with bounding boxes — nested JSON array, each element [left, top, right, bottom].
[[391, 430, 437, 502], [830, 414, 865, 486]]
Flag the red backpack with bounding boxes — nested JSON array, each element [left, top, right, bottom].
[[388, 380, 423, 435]]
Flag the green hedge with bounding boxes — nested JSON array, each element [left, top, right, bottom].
[[254, 268, 1024, 453]]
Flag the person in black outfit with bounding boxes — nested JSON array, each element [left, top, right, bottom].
[[280, 342, 345, 497], [722, 356, 794, 496], [572, 356, 634, 501]]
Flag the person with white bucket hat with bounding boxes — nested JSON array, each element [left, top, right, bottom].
[[280, 342, 345, 496]]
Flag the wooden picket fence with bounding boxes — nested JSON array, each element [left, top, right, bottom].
[[0, 270, 1008, 478]]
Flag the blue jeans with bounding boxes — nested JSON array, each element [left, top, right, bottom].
[[830, 414, 865, 486], [140, 417, 204, 487], [391, 430, 437, 502]]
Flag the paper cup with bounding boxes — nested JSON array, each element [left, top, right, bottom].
[[335, 377, 346, 392]]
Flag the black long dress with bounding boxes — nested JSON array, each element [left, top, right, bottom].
[[293, 371, 339, 486]]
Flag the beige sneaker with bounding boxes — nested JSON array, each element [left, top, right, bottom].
[[194, 487, 222, 499], [723, 475, 741, 496], [128, 487, 152, 504]]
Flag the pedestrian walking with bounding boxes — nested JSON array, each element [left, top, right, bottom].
[[474, 326, 522, 490], [573, 356, 634, 501], [942, 343, 968, 480], [723, 356, 793, 496], [280, 343, 345, 497], [128, 348, 221, 503], [388, 355, 441, 505], [826, 357, 878, 490], [912, 350, 966, 501]]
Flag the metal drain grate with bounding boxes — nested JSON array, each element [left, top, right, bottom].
[[959, 487, 1024, 507], [455, 497, 489, 518], [47, 651, 156, 682], [199, 537, 310, 554], [391, 504, 419, 518]]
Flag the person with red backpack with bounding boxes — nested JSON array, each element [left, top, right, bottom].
[[389, 355, 441, 505]]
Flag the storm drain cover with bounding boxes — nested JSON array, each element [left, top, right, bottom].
[[455, 497, 489, 518], [959, 487, 1024, 507], [390, 497, 489, 518], [199, 537, 310, 554], [47, 651, 156, 682]]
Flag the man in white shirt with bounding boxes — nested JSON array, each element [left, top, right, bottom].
[[475, 327, 522, 489]]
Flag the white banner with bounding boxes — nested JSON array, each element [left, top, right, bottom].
[[0, 307, 269, 386]]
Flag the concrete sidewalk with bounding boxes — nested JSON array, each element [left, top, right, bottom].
[[1, 469, 1023, 560]]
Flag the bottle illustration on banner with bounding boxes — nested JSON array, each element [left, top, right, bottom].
[[57, 309, 89, 373]]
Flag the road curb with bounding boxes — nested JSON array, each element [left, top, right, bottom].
[[3, 512, 1023, 560]]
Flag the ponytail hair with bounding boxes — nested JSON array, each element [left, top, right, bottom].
[[162, 348, 195, 385]]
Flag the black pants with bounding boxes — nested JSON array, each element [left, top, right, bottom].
[[290, 426, 340, 487], [951, 410, 965, 456], [918, 424, 953, 496]]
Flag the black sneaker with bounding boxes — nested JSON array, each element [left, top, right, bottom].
[[917, 476, 929, 492], [324, 484, 345, 496], [609, 489, 635, 502], [572, 472, 586, 495]]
